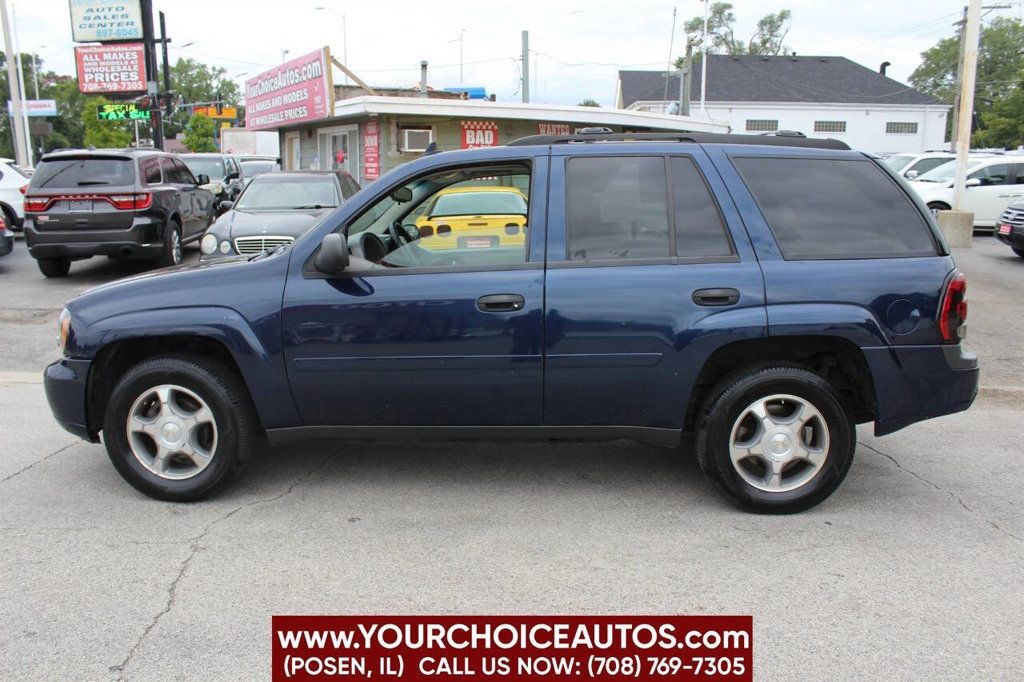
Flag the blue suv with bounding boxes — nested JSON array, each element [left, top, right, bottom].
[[43, 132, 978, 512]]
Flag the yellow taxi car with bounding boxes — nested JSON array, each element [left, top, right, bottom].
[[414, 186, 528, 251]]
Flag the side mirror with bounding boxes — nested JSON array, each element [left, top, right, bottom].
[[219, 200, 235, 211], [226, 171, 240, 180], [314, 233, 349, 274], [965, 177, 982, 187], [905, 169, 919, 180], [389, 186, 413, 203], [196, 173, 210, 185]]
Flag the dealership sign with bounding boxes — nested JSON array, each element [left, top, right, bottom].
[[7, 99, 58, 117], [538, 123, 572, 135], [68, 0, 144, 42], [97, 102, 150, 120], [363, 119, 380, 181], [461, 120, 498, 149], [75, 43, 147, 94], [245, 48, 334, 130]]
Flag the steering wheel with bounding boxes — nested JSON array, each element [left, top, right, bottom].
[[388, 220, 411, 248]]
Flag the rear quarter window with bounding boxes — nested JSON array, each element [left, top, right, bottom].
[[732, 156, 937, 259], [30, 157, 135, 189]]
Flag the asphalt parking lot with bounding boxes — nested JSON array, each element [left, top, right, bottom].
[[1, 236, 1022, 680]]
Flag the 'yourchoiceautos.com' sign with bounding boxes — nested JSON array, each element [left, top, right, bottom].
[[245, 48, 334, 131], [68, 0, 144, 42]]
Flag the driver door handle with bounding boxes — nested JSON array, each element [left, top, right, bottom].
[[477, 294, 525, 312]]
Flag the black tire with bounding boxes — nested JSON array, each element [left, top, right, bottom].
[[102, 355, 258, 501], [1012, 246, 1024, 259], [37, 257, 71, 278], [695, 365, 855, 514], [158, 220, 183, 267], [927, 202, 950, 218], [1, 204, 19, 232]]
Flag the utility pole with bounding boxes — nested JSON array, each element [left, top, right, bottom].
[[140, 0, 163, 149], [11, 2, 31, 164], [678, 38, 697, 116], [953, 0, 981, 211], [0, 1, 26, 166], [521, 30, 529, 103], [949, 4, 1010, 151], [699, 0, 709, 115], [662, 6, 677, 110]]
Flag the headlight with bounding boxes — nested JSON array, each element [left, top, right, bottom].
[[200, 233, 217, 254], [58, 308, 72, 353], [219, 240, 232, 254]]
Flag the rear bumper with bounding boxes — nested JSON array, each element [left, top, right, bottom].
[[0, 229, 12, 256], [864, 343, 979, 436], [24, 218, 163, 260], [43, 357, 97, 442]]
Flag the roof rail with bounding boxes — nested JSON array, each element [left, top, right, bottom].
[[507, 131, 850, 150]]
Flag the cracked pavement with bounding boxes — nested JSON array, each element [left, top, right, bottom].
[[1, 237, 1022, 680]]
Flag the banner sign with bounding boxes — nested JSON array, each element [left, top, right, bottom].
[[192, 106, 238, 119], [244, 48, 334, 130], [68, 0, 144, 42], [7, 99, 58, 117], [538, 123, 573, 135], [461, 120, 499, 149], [97, 103, 150, 120], [272, 615, 753, 681], [75, 43, 147, 94], [363, 119, 380, 181]]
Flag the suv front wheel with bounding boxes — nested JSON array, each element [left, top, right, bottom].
[[695, 366, 855, 514], [102, 355, 256, 501]]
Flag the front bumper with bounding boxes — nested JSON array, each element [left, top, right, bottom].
[[864, 343, 979, 436], [25, 218, 163, 260], [44, 358, 97, 442], [995, 227, 1024, 251]]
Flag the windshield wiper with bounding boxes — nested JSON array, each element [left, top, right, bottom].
[[249, 243, 290, 261], [291, 204, 336, 209], [77, 180, 110, 186]]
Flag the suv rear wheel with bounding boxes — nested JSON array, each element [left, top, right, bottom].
[[695, 366, 855, 514], [37, 257, 71, 278], [158, 220, 183, 267], [102, 355, 256, 501]]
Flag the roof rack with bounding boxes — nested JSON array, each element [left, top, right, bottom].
[[507, 131, 850, 150]]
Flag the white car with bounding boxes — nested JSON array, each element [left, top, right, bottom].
[[0, 157, 29, 229], [907, 156, 1024, 231], [884, 151, 996, 180]]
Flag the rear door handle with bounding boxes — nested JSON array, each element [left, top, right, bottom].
[[477, 293, 525, 312], [692, 288, 740, 306]]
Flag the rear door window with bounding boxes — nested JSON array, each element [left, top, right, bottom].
[[159, 157, 179, 184], [141, 157, 162, 185], [732, 157, 937, 259], [566, 156, 670, 260], [31, 157, 135, 189], [670, 157, 733, 258]]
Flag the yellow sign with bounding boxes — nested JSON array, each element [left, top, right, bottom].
[[193, 105, 238, 119], [221, 122, 231, 129]]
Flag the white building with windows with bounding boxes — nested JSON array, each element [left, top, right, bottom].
[[615, 55, 949, 153]]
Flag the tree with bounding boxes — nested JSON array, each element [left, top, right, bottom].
[[578, 98, 600, 107], [683, 3, 791, 56], [183, 113, 217, 152], [162, 58, 242, 136], [910, 17, 1024, 146], [82, 96, 132, 148]]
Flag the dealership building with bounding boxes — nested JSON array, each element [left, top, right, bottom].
[[243, 49, 729, 186]]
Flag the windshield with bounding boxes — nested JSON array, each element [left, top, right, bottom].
[[181, 157, 226, 179], [430, 191, 527, 216], [915, 160, 975, 183], [235, 175, 340, 211], [240, 160, 276, 177], [883, 154, 916, 172], [31, 157, 134, 188]]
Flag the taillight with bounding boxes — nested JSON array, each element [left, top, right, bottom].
[[436, 224, 451, 236], [108, 193, 152, 210], [418, 224, 434, 238], [23, 196, 49, 212], [19, 184, 27, 195], [938, 270, 967, 342]]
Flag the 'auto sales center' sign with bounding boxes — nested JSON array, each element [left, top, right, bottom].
[[245, 48, 334, 130]]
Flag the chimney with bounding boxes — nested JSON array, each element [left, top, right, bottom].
[[419, 61, 428, 98], [879, 61, 891, 76]]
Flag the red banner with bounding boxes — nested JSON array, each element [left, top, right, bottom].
[[363, 119, 380, 181], [74, 43, 147, 94], [461, 120, 499, 149], [273, 615, 752, 681], [244, 48, 334, 130]]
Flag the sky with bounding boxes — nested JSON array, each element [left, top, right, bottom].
[[12, 0, 1024, 106]]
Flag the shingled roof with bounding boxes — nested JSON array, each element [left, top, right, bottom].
[[619, 55, 943, 107]]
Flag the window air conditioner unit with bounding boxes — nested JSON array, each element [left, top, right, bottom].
[[401, 128, 434, 152]]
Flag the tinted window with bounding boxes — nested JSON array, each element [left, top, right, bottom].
[[174, 158, 196, 184], [141, 157, 162, 184], [733, 157, 936, 259], [159, 157, 179, 183], [31, 157, 135, 189], [908, 157, 949, 175], [670, 157, 733, 258], [181, 157, 225, 179], [970, 163, 1010, 185], [567, 156, 669, 260]]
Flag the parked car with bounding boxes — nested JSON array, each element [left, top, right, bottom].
[[238, 158, 280, 188], [200, 170, 360, 259], [23, 149, 216, 277], [884, 151, 975, 180], [0, 212, 13, 257], [995, 200, 1024, 258], [0, 156, 30, 230], [413, 185, 529, 250], [908, 156, 1024, 230], [43, 131, 977, 513], [180, 153, 244, 210]]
